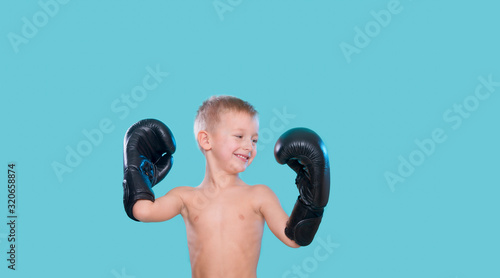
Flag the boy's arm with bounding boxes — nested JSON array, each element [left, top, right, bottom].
[[133, 187, 185, 222], [122, 119, 177, 221], [257, 184, 300, 248], [274, 128, 330, 246]]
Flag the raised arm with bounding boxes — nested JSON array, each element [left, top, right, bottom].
[[122, 119, 177, 222], [133, 187, 185, 222], [274, 128, 331, 246], [257, 184, 300, 248]]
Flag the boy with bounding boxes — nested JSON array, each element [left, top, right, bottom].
[[122, 96, 330, 277]]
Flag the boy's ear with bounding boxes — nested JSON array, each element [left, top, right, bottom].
[[197, 130, 211, 151]]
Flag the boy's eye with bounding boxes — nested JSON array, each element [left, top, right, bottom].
[[235, 135, 243, 139], [252, 139, 258, 143]]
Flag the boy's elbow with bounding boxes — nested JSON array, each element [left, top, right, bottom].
[[132, 200, 154, 222], [287, 241, 301, 248], [281, 235, 300, 248]]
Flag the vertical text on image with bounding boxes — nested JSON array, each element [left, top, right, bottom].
[[6, 163, 18, 270]]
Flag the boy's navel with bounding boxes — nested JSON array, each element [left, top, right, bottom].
[[239, 214, 245, 220]]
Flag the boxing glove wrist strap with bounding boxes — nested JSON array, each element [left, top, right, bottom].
[[122, 167, 156, 221], [285, 197, 324, 246]]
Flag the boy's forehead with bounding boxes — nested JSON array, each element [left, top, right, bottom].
[[218, 111, 259, 129], [220, 110, 257, 121]]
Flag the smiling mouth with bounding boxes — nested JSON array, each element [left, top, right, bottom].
[[234, 154, 249, 162]]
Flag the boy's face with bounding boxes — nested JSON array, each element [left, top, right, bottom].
[[210, 111, 259, 174]]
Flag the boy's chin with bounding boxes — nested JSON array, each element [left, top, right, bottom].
[[232, 164, 250, 174], [239, 167, 249, 173]]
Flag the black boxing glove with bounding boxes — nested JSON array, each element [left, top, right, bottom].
[[122, 119, 176, 221], [274, 128, 330, 246]]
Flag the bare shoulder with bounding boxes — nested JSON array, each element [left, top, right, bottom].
[[250, 184, 280, 207], [166, 186, 196, 197], [250, 184, 288, 221], [251, 184, 275, 196], [163, 186, 196, 215]]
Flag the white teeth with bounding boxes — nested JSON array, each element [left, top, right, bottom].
[[236, 154, 248, 160]]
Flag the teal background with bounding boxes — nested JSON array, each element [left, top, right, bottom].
[[1, 0, 499, 277]]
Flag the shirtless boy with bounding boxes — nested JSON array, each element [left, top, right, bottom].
[[121, 96, 330, 277]]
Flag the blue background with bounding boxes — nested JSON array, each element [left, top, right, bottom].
[[1, 1, 499, 277]]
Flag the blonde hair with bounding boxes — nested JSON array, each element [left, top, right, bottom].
[[194, 95, 258, 147]]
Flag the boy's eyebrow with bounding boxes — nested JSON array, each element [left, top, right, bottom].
[[233, 128, 259, 136]]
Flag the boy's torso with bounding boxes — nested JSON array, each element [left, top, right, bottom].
[[176, 184, 265, 278]]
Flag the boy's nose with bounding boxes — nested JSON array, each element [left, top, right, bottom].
[[242, 139, 254, 151]]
